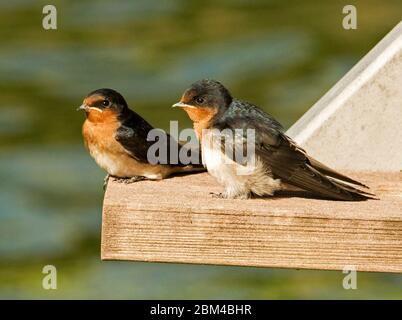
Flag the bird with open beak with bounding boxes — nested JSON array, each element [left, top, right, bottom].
[[173, 79, 375, 200], [78, 88, 204, 189]]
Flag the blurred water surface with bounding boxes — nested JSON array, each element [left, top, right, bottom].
[[1, 0, 401, 299]]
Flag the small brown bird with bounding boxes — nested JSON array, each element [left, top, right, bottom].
[[78, 88, 203, 188], [173, 79, 375, 201]]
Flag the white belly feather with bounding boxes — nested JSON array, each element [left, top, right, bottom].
[[89, 146, 121, 176], [201, 130, 281, 198], [88, 144, 162, 179]]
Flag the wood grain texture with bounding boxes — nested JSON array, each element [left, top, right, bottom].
[[101, 172, 402, 273]]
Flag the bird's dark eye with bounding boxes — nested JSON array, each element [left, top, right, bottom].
[[102, 100, 110, 107], [195, 97, 205, 104]]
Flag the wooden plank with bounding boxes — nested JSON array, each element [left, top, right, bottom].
[[101, 172, 402, 273]]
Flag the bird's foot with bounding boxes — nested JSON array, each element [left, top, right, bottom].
[[210, 191, 251, 199], [112, 176, 146, 184], [210, 192, 225, 199]]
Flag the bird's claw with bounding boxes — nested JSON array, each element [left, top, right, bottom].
[[210, 192, 225, 199], [209, 191, 251, 199], [104, 175, 145, 190], [113, 176, 146, 184], [124, 176, 146, 184]]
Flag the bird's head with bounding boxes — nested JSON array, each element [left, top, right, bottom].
[[78, 88, 128, 122], [173, 79, 232, 123]]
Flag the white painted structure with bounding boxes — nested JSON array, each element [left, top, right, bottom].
[[287, 21, 402, 172]]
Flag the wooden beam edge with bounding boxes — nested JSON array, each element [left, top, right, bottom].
[[100, 172, 402, 273]]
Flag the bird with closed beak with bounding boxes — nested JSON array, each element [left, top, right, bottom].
[[78, 88, 203, 189], [173, 79, 375, 201]]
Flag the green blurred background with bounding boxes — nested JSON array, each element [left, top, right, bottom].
[[1, 0, 401, 299]]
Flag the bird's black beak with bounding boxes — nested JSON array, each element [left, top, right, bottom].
[[172, 102, 196, 109]]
